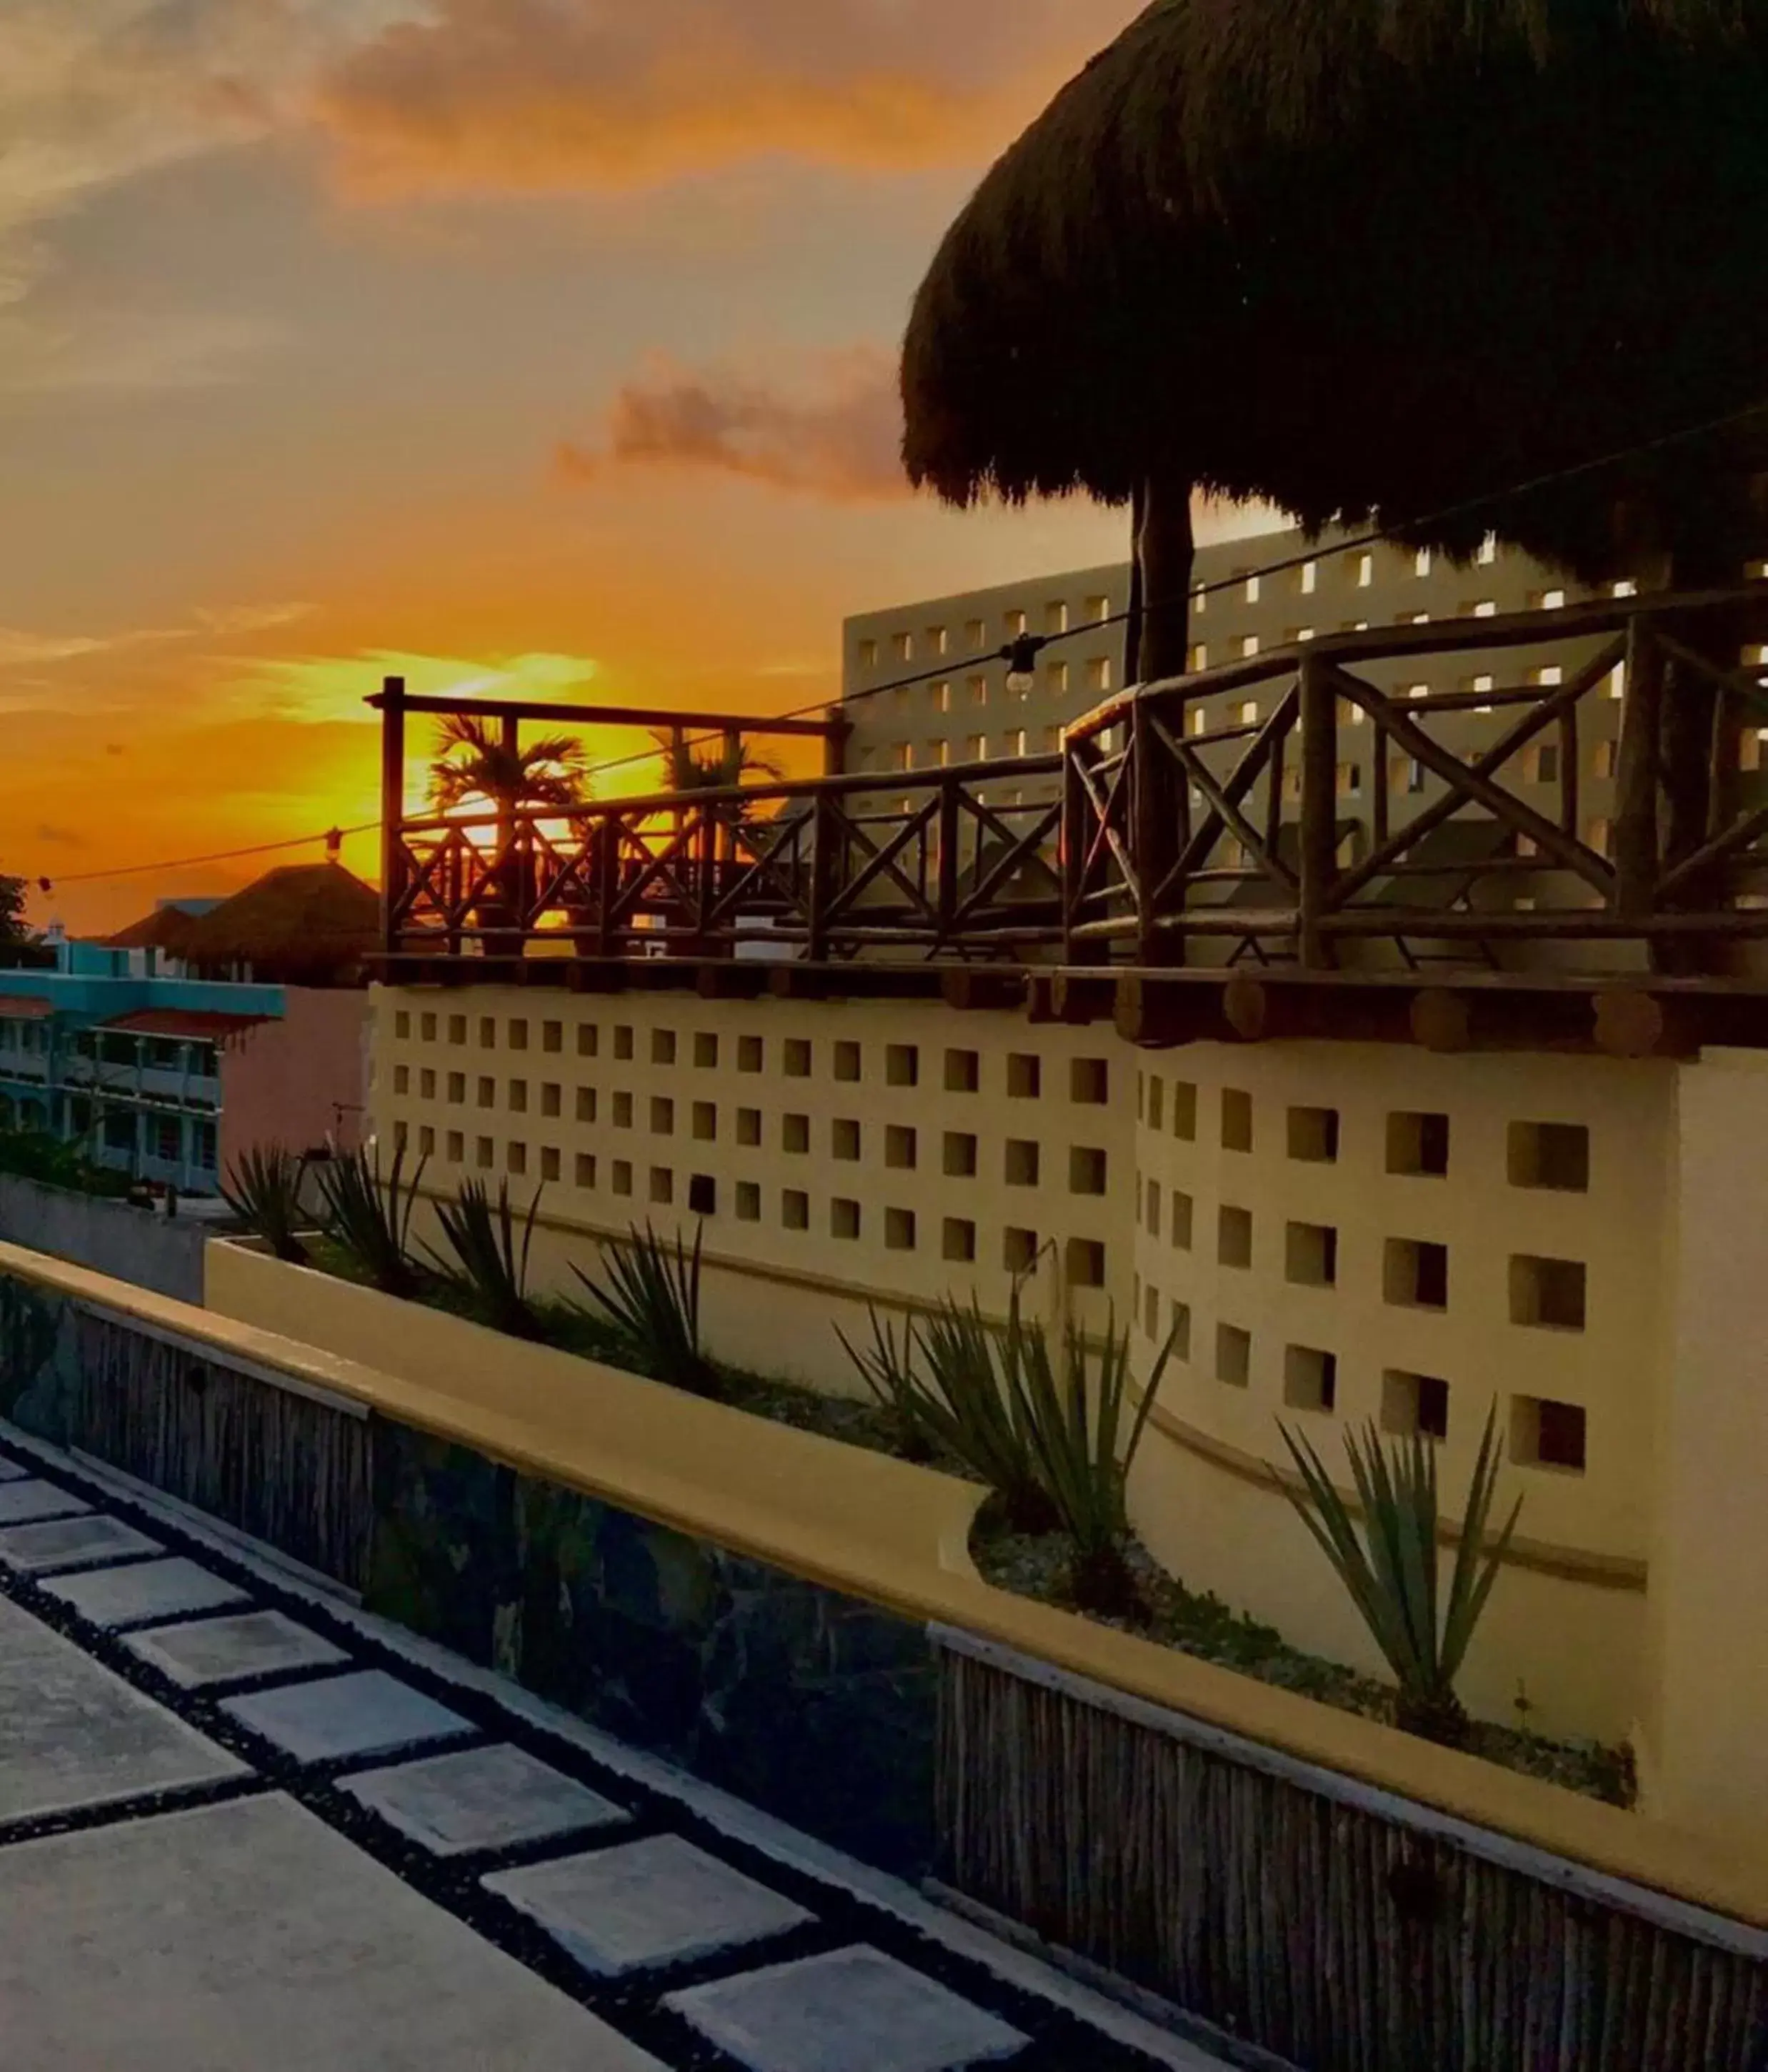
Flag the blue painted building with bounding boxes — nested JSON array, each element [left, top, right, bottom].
[[0, 939, 284, 1193]]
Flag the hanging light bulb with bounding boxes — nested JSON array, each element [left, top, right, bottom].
[[1003, 632, 1044, 697]]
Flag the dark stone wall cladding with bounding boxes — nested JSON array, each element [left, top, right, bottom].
[[364, 1413, 937, 1878]]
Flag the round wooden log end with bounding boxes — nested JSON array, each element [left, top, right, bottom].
[[1411, 989, 1471, 1054], [1594, 988, 1665, 1060], [1222, 975, 1269, 1042]]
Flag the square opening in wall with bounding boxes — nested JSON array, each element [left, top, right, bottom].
[[541, 1147, 560, 1182], [687, 1174, 716, 1216], [612, 1160, 633, 1197], [1288, 1106, 1340, 1163], [1007, 1053, 1042, 1099], [694, 1032, 719, 1069], [944, 1132, 978, 1178], [782, 1189, 809, 1231], [1216, 1323, 1252, 1388], [1383, 1369, 1449, 1440], [783, 1113, 810, 1155], [575, 1087, 596, 1124], [509, 1020, 529, 1052], [1388, 1111, 1450, 1177], [1507, 1121, 1590, 1192], [738, 1035, 763, 1072], [479, 1018, 496, 1050], [506, 1142, 527, 1176], [834, 1040, 861, 1083], [1510, 1254, 1587, 1330], [1006, 1140, 1040, 1186], [691, 1102, 716, 1142], [1065, 1237, 1106, 1288], [394, 1064, 410, 1095], [1218, 1205, 1253, 1269], [649, 1167, 673, 1205], [613, 1092, 634, 1129], [543, 1021, 563, 1055], [541, 1083, 561, 1118], [1512, 1395, 1587, 1473], [1069, 1146, 1107, 1195], [1169, 1191, 1195, 1250], [886, 1125, 917, 1170], [649, 1097, 674, 1136], [1385, 1238, 1448, 1309], [421, 1013, 437, 1042], [1144, 1075, 1160, 1127], [1284, 1345, 1338, 1413], [1071, 1058, 1109, 1105], [885, 1044, 919, 1088], [475, 1137, 494, 1170], [614, 1025, 634, 1062], [1004, 1227, 1039, 1273], [737, 1107, 761, 1147], [945, 1048, 980, 1093], [477, 1076, 495, 1109], [574, 1153, 596, 1188], [577, 1025, 598, 1058], [832, 1118, 861, 1161], [1222, 1088, 1253, 1152], [1171, 1081, 1198, 1140], [1142, 1281, 1160, 1340], [1143, 1179, 1161, 1237], [394, 1011, 410, 1040], [421, 1069, 437, 1100], [446, 1132, 464, 1163], [419, 1127, 436, 1157], [1287, 1220, 1339, 1287], [886, 1207, 917, 1251], [943, 1217, 977, 1263], [449, 1016, 466, 1046], [736, 1181, 761, 1222], [650, 1029, 676, 1066], [784, 1038, 811, 1078], [1169, 1302, 1193, 1360], [832, 1197, 861, 1240]]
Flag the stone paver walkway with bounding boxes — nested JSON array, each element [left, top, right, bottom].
[[0, 1427, 1241, 2072]]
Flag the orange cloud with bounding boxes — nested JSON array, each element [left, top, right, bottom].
[[557, 345, 907, 502], [315, 0, 1141, 196]]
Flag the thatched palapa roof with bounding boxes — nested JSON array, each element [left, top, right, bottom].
[[903, 0, 1768, 579], [114, 864, 379, 985]]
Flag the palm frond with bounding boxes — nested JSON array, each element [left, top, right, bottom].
[[315, 1142, 428, 1298], [571, 1221, 720, 1398], [424, 1180, 545, 1338], [220, 1145, 310, 1264]]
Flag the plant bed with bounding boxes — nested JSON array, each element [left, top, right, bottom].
[[971, 1506, 1637, 1808]]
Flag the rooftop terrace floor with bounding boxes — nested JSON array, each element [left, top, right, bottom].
[[0, 1434, 1234, 2072]]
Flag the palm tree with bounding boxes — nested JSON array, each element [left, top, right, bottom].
[[649, 729, 784, 796], [429, 714, 591, 950], [902, 1, 1768, 684]]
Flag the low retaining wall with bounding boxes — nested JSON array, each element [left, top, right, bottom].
[[0, 1173, 209, 1303], [6, 1236, 1768, 2071]]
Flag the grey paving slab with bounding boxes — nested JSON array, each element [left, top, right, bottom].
[[0, 1458, 28, 1481], [222, 1670, 472, 1765], [0, 1793, 667, 2071], [124, 1612, 349, 1690], [666, 1946, 1029, 2072], [0, 1514, 163, 1574], [485, 1834, 814, 1978], [0, 1480, 90, 1527], [0, 1595, 245, 1823], [343, 1743, 629, 1857], [39, 1556, 250, 1629]]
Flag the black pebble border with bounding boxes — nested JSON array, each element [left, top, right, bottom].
[[0, 1438, 1188, 2072]]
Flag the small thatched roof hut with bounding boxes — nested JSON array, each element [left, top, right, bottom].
[[170, 864, 379, 986], [904, 0, 1768, 677]]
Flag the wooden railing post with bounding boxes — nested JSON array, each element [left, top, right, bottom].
[[808, 790, 836, 962], [379, 674, 406, 953], [594, 815, 620, 957], [1061, 741, 1107, 967], [1297, 654, 1338, 969], [1613, 618, 1664, 920], [937, 775, 961, 940], [1131, 696, 1181, 966]]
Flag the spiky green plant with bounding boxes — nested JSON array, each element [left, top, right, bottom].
[[1009, 1304, 1179, 1617], [426, 1180, 545, 1339], [220, 1146, 310, 1264], [315, 1142, 427, 1298], [840, 1295, 1060, 1537], [572, 1221, 719, 1398], [1277, 1404, 1522, 1748]]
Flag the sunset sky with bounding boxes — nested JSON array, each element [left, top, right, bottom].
[[1, 0, 1272, 935]]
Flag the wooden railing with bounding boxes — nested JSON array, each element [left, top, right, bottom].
[[379, 587, 1768, 985], [385, 760, 1065, 962], [1064, 587, 1768, 977]]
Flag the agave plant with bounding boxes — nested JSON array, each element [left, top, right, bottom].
[[1009, 1305, 1179, 1618], [315, 1142, 427, 1298], [220, 1146, 310, 1264], [426, 1180, 545, 1339], [1277, 1404, 1522, 1748], [841, 1295, 1060, 1538], [572, 1222, 720, 1399]]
